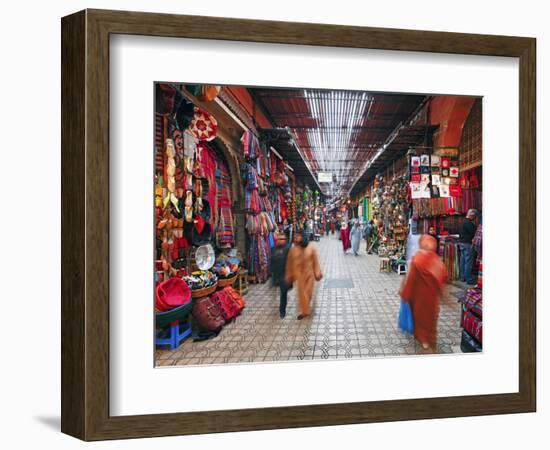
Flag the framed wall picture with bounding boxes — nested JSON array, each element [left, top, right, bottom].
[[61, 9, 536, 441]]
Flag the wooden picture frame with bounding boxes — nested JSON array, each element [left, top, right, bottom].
[[61, 9, 536, 441]]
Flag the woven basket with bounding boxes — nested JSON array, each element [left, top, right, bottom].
[[217, 274, 238, 288], [191, 282, 218, 299]]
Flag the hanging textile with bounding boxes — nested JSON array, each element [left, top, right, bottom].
[[241, 130, 261, 160], [216, 160, 234, 247], [440, 236, 460, 281], [472, 224, 483, 288], [412, 193, 482, 219], [195, 143, 218, 227], [241, 131, 274, 281]]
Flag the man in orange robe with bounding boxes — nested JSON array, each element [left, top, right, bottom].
[[400, 234, 447, 350], [285, 232, 323, 320]]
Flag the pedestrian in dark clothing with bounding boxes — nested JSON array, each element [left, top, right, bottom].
[[363, 220, 374, 252], [459, 209, 478, 284], [270, 232, 292, 318], [428, 226, 440, 253]]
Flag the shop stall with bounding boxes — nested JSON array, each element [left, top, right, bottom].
[[154, 84, 247, 347]]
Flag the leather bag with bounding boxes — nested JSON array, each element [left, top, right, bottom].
[[192, 296, 225, 332]]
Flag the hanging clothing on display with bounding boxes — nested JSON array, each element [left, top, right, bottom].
[[216, 160, 234, 247]]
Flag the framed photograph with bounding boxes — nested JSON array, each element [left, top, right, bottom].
[[61, 9, 536, 441]]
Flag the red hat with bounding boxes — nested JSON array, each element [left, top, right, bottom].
[[155, 278, 191, 312]]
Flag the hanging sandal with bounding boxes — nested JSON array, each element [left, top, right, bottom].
[[163, 191, 171, 208], [184, 173, 193, 191], [184, 191, 193, 222], [170, 192, 180, 213], [185, 155, 194, 174], [195, 197, 203, 214], [194, 178, 202, 197], [167, 178, 176, 193], [166, 159, 176, 177]]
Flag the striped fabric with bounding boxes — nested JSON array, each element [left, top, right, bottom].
[[412, 192, 482, 218], [440, 237, 460, 281], [215, 160, 234, 247]]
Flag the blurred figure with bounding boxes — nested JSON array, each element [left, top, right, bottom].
[[350, 221, 363, 256], [400, 234, 447, 351], [459, 209, 478, 284], [336, 220, 341, 238], [340, 221, 351, 253], [363, 219, 374, 253], [330, 219, 336, 235], [305, 218, 314, 235], [270, 232, 292, 318], [285, 232, 323, 320]]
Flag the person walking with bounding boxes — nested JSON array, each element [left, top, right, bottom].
[[400, 234, 447, 351], [285, 232, 323, 320], [458, 209, 478, 285], [350, 221, 363, 256], [270, 232, 292, 318], [363, 220, 374, 253], [340, 221, 351, 253]]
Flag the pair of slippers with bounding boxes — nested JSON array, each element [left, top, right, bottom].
[[162, 191, 180, 213]]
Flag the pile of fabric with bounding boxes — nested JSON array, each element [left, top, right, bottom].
[[412, 194, 482, 218], [459, 287, 483, 352], [415, 216, 464, 235]]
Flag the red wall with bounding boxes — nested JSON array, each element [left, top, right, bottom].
[[430, 96, 476, 148], [225, 87, 272, 128]]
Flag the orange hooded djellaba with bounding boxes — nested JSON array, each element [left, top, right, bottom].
[[285, 241, 323, 317], [400, 234, 447, 348]]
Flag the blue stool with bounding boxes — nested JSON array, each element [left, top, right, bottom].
[[155, 302, 193, 350], [155, 321, 192, 350]]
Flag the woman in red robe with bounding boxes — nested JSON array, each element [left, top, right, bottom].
[[400, 234, 447, 351], [340, 222, 351, 253]]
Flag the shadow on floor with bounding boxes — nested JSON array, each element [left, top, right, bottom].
[[34, 416, 60, 431]]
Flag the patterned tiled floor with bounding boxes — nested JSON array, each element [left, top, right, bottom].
[[155, 234, 465, 367]]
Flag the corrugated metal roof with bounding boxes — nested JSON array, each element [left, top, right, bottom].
[[250, 88, 426, 199]]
